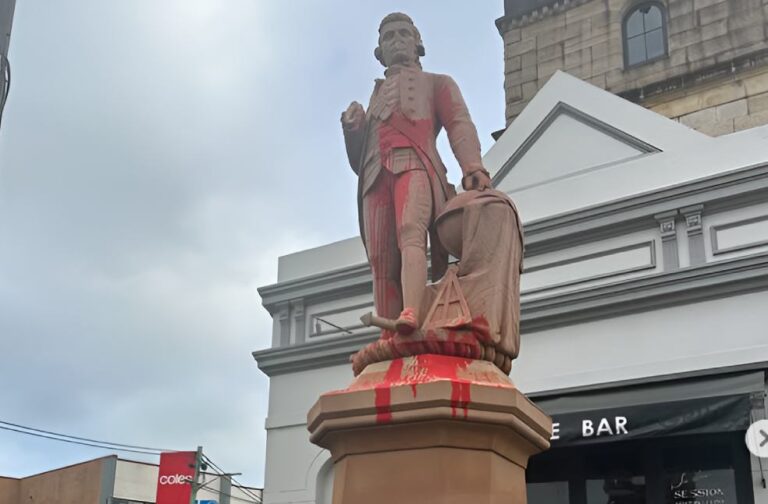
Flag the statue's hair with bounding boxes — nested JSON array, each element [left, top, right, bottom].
[[375, 12, 425, 66], [378, 12, 417, 33]]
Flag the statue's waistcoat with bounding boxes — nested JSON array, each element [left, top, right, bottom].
[[359, 67, 452, 205]]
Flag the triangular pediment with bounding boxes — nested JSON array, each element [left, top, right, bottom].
[[493, 102, 656, 193], [485, 71, 708, 196]]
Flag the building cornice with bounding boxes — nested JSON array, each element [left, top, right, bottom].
[[253, 330, 378, 376], [495, 0, 593, 34], [523, 162, 768, 254], [522, 252, 768, 331], [620, 49, 768, 105], [253, 252, 768, 377], [258, 163, 768, 313], [258, 263, 372, 315]]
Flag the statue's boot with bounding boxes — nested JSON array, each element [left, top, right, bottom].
[[395, 307, 418, 335]]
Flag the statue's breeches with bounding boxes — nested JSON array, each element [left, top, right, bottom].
[[363, 168, 432, 321]]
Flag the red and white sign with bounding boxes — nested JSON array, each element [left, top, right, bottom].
[[156, 451, 196, 504]]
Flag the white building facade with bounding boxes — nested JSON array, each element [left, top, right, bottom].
[[254, 71, 768, 504]]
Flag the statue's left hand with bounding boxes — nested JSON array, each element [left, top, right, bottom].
[[462, 169, 492, 191]]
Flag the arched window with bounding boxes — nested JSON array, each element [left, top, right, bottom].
[[623, 2, 667, 67]]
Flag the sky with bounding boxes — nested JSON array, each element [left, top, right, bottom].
[[0, 0, 505, 487]]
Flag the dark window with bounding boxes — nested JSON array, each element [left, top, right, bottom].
[[527, 433, 754, 504], [623, 3, 667, 67]]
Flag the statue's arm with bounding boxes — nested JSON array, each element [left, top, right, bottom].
[[341, 101, 366, 175], [434, 75, 491, 190]]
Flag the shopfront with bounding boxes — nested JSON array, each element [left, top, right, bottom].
[[526, 372, 765, 504]]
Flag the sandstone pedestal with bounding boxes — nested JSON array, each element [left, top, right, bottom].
[[307, 355, 552, 504]]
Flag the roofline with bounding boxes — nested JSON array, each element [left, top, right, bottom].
[[14, 454, 117, 479]]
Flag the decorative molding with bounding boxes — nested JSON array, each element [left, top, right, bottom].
[[655, 210, 679, 270], [291, 298, 306, 345], [523, 241, 656, 294], [683, 205, 703, 235], [276, 303, 290, 347], [253, 252, 768, 377], [491, 102, 659, 189], [711, 215, 768, 256], [682, 204, 705, 266]]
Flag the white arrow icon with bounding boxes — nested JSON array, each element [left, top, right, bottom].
[[745, 420, 768, 458]]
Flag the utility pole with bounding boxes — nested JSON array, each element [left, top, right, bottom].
[[0, 0, 15, 130], [0, 0, 15, 59], [189, 446, 203, 504], [215, 471, 241, 504], [219, 473, 232, 504]]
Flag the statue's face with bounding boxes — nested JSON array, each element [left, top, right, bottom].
[[378, 20, 419, 67]]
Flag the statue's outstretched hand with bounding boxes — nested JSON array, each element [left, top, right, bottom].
[[462, 169, 492, 191], [341, 101, 365, 131]]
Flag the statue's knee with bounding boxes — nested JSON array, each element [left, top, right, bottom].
[[399, 223, 427, 250]]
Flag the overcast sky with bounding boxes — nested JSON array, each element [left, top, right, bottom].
[[0, 1, 504, 487]]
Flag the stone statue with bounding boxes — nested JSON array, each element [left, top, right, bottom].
[[311, 16, 549, 502], [342, 13, 524, 376]]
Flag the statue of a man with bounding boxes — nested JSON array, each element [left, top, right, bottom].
[[341, 12, 491, 335]]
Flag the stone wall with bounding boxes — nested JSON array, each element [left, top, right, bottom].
[[501, 0, 768, 133], [647, 68, 768, 135]]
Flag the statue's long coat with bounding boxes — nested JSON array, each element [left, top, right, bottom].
[[343, 65, 485, 280]]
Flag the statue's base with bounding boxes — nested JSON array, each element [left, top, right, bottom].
[[307, 355, 552, 504]]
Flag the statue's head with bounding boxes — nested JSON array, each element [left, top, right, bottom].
[[375, 12, 425, 68]]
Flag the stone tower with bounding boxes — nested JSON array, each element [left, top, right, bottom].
[[497, 0, 768, 136]]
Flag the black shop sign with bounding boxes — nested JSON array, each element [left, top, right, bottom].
[[546, 394, 751, 447]]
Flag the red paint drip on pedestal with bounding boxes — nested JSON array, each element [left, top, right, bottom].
[[450, 381, 471, 419], [374, 388, 392, 423], [374, 358, 404, 423]]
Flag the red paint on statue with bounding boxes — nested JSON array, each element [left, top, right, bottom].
[[436, 83, 458, 127]]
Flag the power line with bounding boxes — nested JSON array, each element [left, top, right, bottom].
[[203, 455, 261, 499], [202, 455, 262, 503], [197, 478, 261, 504], [0, 418, 174, 452], [0, 418, 262, 501], [202, 454, 262, 503], [0, 424, 162, 456]]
